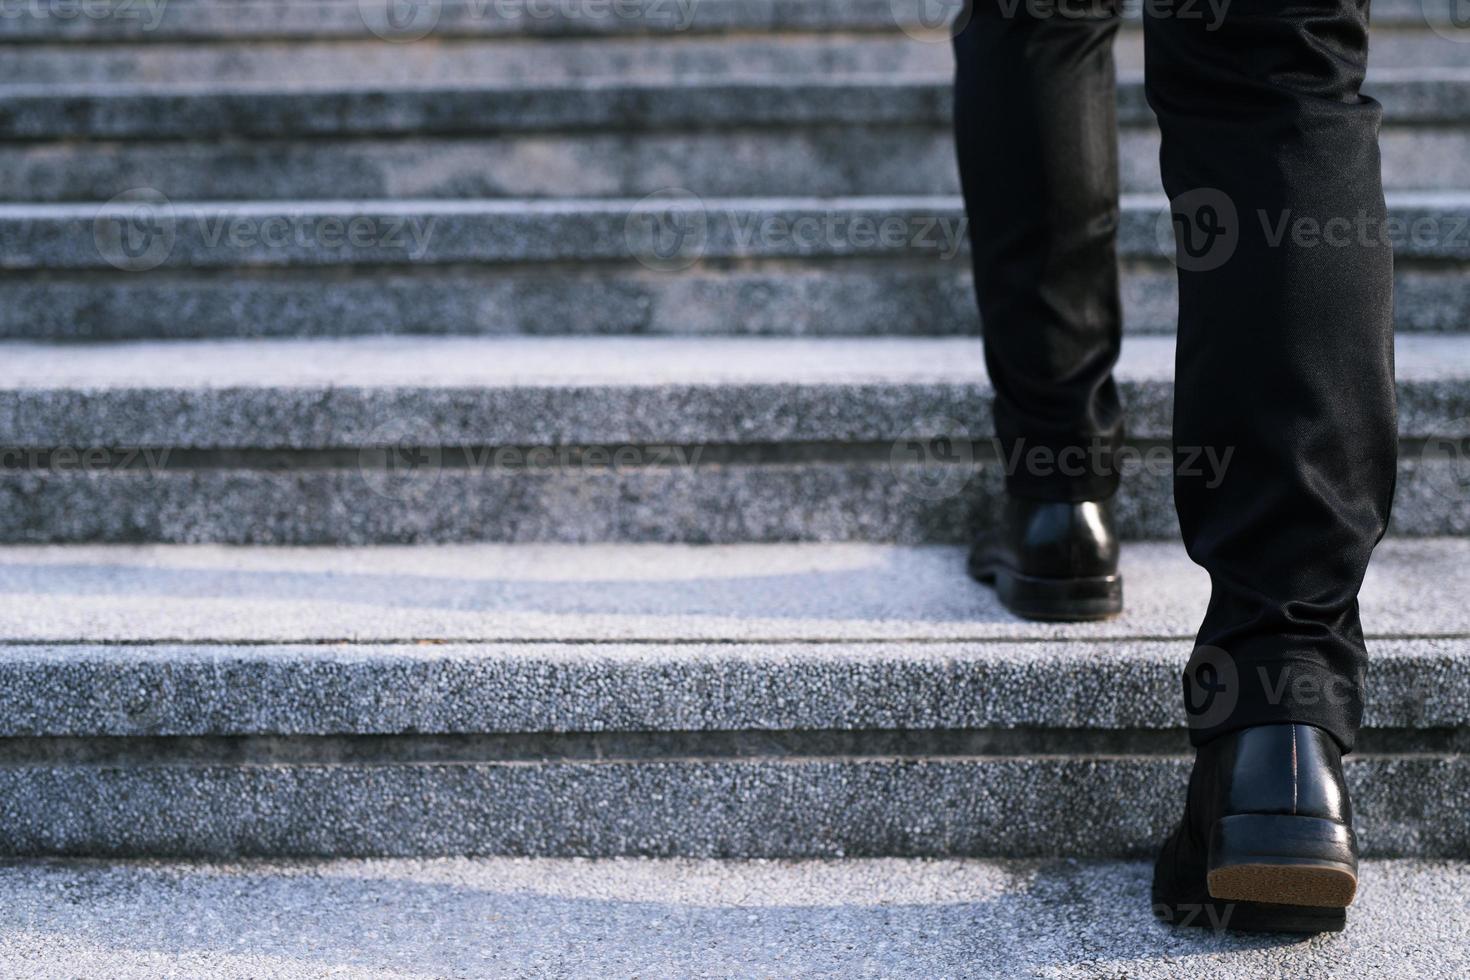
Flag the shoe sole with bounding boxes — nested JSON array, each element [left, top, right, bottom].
[[1207, 814, 1359, 909], [1152, 895, 1347, 934], [968, 559, 1122, 622]]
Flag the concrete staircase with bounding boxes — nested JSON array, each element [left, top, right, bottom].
[[0, 0, 1468, 865], [0, 857, 1465, 976]]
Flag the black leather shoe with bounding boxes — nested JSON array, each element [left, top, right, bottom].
[[1153, 723, 1358, 933], [968, 496, 1122, 621]]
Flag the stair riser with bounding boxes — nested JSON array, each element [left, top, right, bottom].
[[4, 28, 1464, 85], [5, 365, 1468, 446], [3, 263, 1465, 339], [1, 455, 1466, 543], [1, 640, 1460, 736], [7, 127, 1468, 203], [9, 199, 1470, 271], [4, 77, 1464, 140], [0, 0, 1445, 41], [0, 756, 1461, 857]]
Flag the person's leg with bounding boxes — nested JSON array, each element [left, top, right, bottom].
[[953, 0, 1127, 620], [953, 0, 1125, 502], [1148, 0, 1396, 931], [1149, 0, 1395, 754]]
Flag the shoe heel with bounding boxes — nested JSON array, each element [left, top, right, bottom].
[[987, 568, 1122, 622], [1207, 814, 1358, 908]]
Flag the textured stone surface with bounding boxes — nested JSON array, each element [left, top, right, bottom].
[[3, 35, 962, 87], [0, 636, 1463, 737], [0, 260, 996, 339], [0, 538, 1465, 735], [6, 194, 1469, 271], [0, 857, 1462, 978], [0, 0, 1445, 39], [1, 260, 1463, 341], [3, 74, 1466, 140], [0, 0, 1442, 39], [7, 123, 1465, 205], [0, 0, 932, 40], [1, 443, 1468, 543], [11, 36, 1466, 90], [0, 755, 1464, 857], [0, 334, 1465, 449], [0, 537, 1458, 644]]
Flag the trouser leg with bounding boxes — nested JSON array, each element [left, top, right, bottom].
[[1146, 0, 1397, 751], [952, 0, 1125, 502]]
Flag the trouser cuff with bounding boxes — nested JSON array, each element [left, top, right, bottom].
[[998, 434, 1122, 503], [1182, 644, 1363, 753]]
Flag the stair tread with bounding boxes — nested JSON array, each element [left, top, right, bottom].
[[0, 0, 1446, 37], [0, 538, 1465, 736], [3, 71, 1468, 138], [0, 333, 1464, 446], [8, 195, 1470, 272], [0, 857, 1460, 977], [0, 537, 1464, 644]]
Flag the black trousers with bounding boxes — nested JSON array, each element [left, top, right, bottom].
[[953, 0, 1397, 751]]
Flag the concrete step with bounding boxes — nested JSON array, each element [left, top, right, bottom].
[[1, 195, 1467, 340], [4, 70, 1465, 142], [0, 857, 1462, 977], [0, 0, 1450, 40], [14, 194, 1470, 267], [0, 333, 1464, 543], [0, 0, 1452, 36], [5, 77, 1467, 203], [0, 539, 1462, 726], [0, 539, 1464, 857], [1, 18, 1460, 79]]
